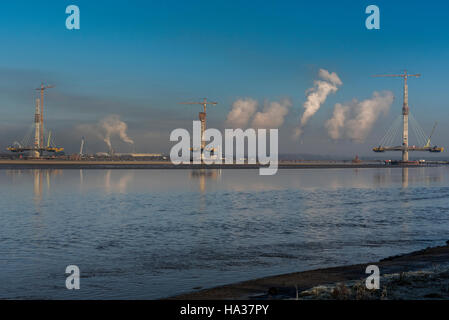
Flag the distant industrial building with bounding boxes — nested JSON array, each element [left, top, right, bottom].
[[94, 152, 166, 160]]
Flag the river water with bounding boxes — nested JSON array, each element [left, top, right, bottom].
[[1, 167, 449, 299]]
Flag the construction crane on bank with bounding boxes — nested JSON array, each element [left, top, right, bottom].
[[372, 71, 443, 161], [180, 98, 218, 150], [424, 122, 438, 148]]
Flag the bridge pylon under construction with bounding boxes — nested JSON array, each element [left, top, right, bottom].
[[7, 83, 64, 158], [372, 71, 443, 161]]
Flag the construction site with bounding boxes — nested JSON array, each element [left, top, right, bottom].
[[6, 83, 64, 158], [372, 71, 444, 163], [2, 83, 166, 162], [0, 73, 446, 169]]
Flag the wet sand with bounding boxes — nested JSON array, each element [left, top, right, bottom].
[[169, 242, 449, 300]]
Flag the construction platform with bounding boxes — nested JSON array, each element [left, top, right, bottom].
[[373, 146, 443, 153]]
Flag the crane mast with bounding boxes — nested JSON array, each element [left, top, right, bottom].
[[180, 98, 218, 150]]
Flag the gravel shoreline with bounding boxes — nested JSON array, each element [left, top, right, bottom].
[[169, 241, 449, 300]]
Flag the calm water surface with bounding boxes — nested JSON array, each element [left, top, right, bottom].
[[1, 167, 449, 299]]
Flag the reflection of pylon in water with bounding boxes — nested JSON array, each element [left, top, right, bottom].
[[190, 169, 222, 193], [372, 71, 443, 161], [33, 169, 43, 204]]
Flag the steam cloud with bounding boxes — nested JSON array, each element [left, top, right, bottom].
[[225, 98, 292, 129], [325, 91, 394, 142], [225, 98, 258, 128], [252, 99, 292, 129], [326, 103, 349, 140], [293, 69, 342, 139], [99, 114, 134, 149]]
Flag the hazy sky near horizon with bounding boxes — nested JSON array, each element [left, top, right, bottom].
[[0, 0, 448, 157]]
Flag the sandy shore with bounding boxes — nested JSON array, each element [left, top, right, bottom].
[[169, 242, 449, 300]]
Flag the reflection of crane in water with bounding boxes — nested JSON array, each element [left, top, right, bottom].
[[372, 71, 443, 161], [190, 169, 222, 193], [7, 83, 64, 158]]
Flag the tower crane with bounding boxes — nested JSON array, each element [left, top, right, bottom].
[[424, 121, 438, 152], [180, 98, 218, 150]]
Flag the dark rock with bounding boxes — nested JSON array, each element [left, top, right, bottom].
[[424, 293, 443, 299], [268, 287, 278, 296]]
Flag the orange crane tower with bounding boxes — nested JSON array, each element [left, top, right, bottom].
[[180, 98, 218, 150]]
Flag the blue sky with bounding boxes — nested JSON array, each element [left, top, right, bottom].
[[0, 0, 448, 157]]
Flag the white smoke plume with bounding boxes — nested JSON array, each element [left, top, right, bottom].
[[225, 98, 258, 128], [252, 99, 292, 129], [325, 91, 394, 142], [225, 98, 292, 129], [293, 69, 342, 139], [326, 103, 349, 140], [99, 114, 134, 149]]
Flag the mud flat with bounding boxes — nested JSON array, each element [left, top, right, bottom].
[[169, 242, 449, 300], [0, 160, 434, 170]]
